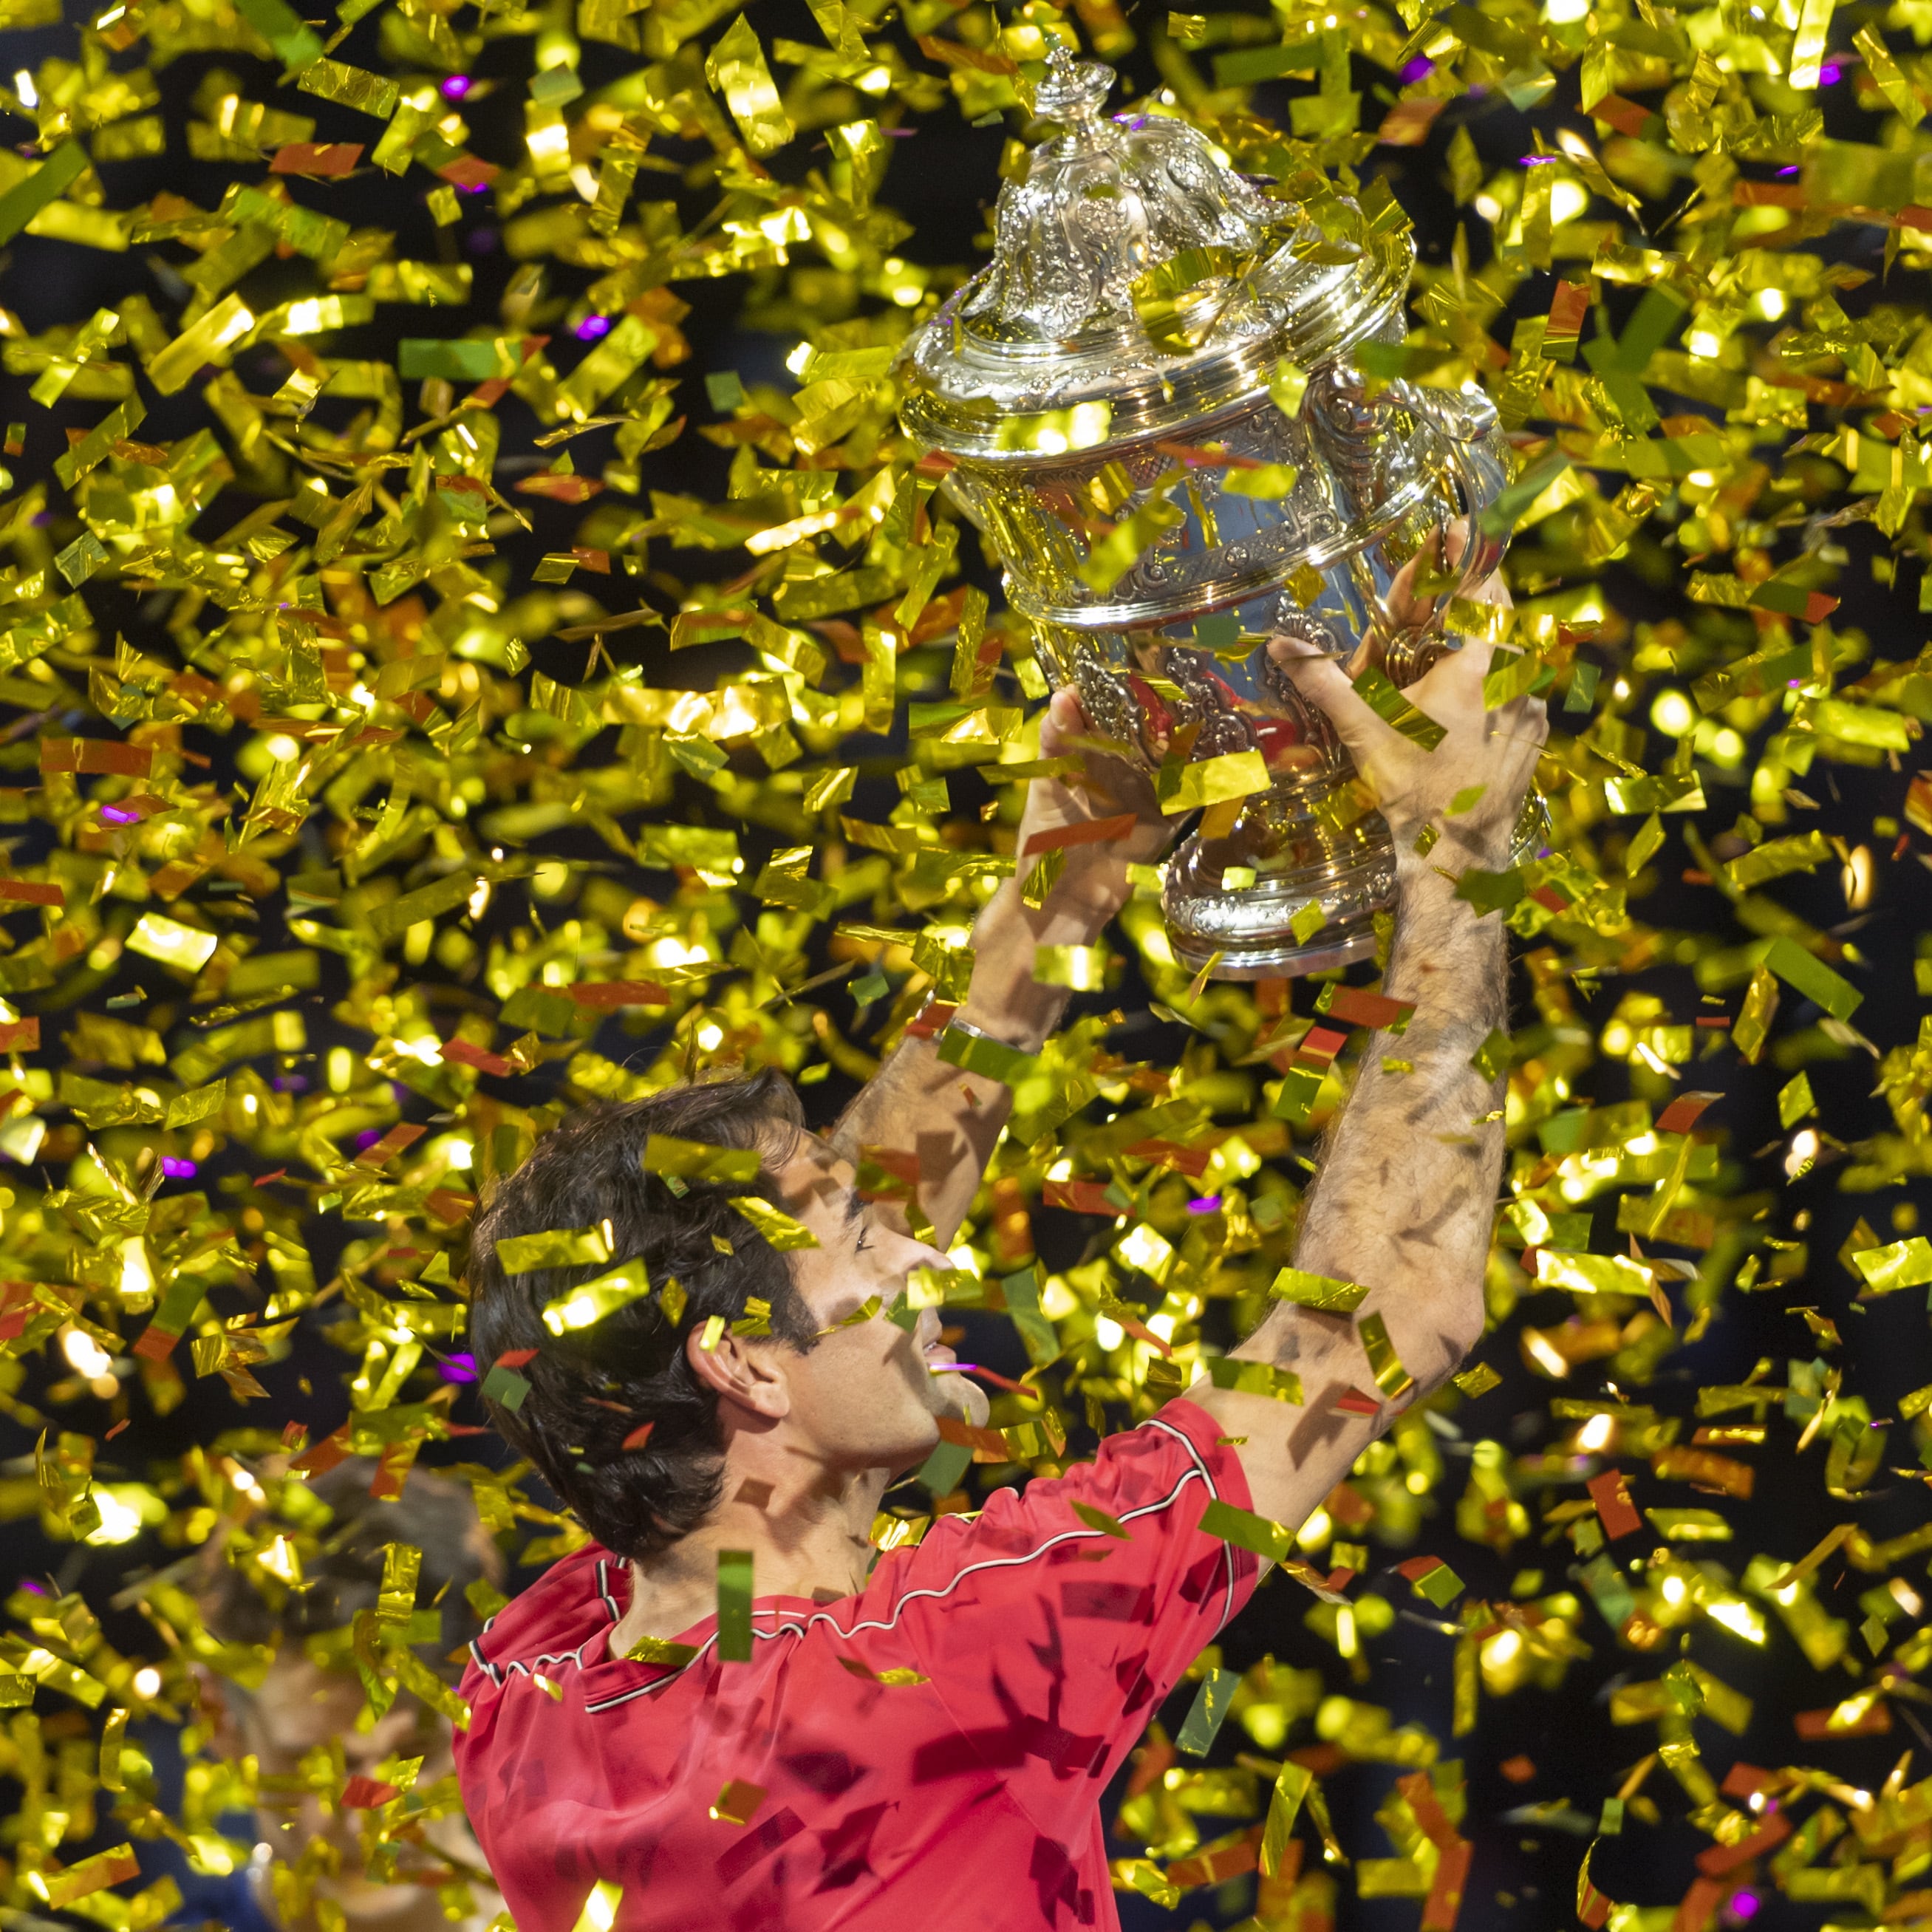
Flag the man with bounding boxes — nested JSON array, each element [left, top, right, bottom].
[[190, 1457, 506, 1932], [455, 632, 1546, 1930]]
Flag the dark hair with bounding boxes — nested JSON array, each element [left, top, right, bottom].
[[202, 1458, 502, 1679], [467, 1070, 821, 1563]]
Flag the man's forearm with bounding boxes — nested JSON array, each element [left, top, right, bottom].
[[1236, 855, 1509, 1392], [830, 867, 1121, 1248]]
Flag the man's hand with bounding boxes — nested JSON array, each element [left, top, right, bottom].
[[1012, 687, 1172, 924], [1270, 572, 1545, 867]]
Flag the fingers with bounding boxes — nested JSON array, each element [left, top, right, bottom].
[[1512, 690, 1551, 752], [1038, 685, 1085, 760], [1470, 567, 1512, 611], [1269, 635, 1407, 762], [1441, 635, 1493, 708], [1405, 635, 1489, 720]]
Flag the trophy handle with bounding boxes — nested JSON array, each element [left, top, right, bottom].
[[1329, 378, 1511, 688]]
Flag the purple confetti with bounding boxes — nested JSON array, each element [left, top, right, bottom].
[[100, 805, 139, 825], [160, 1156, 196, 1178], [1399, 55, 1434, 81], [441, 74, 471, 99], [440, 1352, 479, 1383], [574, 313, 612, 341], [1187, 1195, 1222, 1214]]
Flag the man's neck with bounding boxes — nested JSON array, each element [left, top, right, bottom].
[[610, 1460, 892, 1656]]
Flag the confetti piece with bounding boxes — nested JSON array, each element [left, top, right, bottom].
[[269, 142, 363, 177], [30, 1843, 139, 1910], [0, 141, 88, 247], [644, 1135, 761, 1184], [1269, 1267, 1369, 1313], [479, 1365, 532, 1413], [540, 1260, 653, 1337], [1175, 1667, 1237, 1755], [1587, 1470, 1644, 1543], [717, 1550, 754, 1663], [1317, 985, 1416, 1032], [1356, 1311, 1415, 1402], [1205, 1357, 1304, 1404], [1072, 1501, 1133, 1540], [1655, 1092, 1721, 1135], [497, 1227, 615, 1274], [729, 1198, 819, 1251], [1765, 1523, 1857, 1593], [1260, 1761, 1315, 1878], [709, 1779, 766, 1825], [1396, 1555, 1467, 1608], [1198, 1498, 1297, 1563]]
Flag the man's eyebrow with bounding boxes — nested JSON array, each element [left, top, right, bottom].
[[844, 1189, 864, 1227]]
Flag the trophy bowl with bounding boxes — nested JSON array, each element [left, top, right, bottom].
[[896, 47, 1533, 978]]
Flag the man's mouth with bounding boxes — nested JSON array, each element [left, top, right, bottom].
[[922, 1341, 958, 1369]]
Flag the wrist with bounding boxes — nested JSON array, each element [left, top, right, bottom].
[[986, 866, 1126, 947], [1398, 819, 1518, 876]]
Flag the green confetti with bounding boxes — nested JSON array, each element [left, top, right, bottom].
[[717, 1550, 754, 1662]]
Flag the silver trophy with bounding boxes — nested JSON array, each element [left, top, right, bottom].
[[897, 47, 1529, 978]]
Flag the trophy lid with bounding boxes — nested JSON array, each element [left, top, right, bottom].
[[897, 47, 1414, 462]]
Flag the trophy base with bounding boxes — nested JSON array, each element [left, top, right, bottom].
[[1161, 799, 1396, 981], [1162, 796, 1549, 981]]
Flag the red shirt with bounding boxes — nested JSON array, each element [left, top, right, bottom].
[[454, 1399, 1257, 1930]]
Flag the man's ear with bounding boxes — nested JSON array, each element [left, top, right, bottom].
[[685, 1324, 791, 1422]]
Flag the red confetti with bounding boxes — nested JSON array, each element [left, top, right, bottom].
[[1020, 813, 1137, 858], [269, 142, 363, 177], [1042, 1179, 1122, 1216], [1587, 1469, 1643, 1541], [355, 1122, 429, 1169], [441, 1037, 515, 1076], [1655, 1091, 1721, 1135], [568, 981, 670, 1009], [1322, 986, 1416, 1031]]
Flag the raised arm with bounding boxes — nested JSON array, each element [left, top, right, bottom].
[[830, 689, 1169, 1249], [1192, 627, 1547, 1546]]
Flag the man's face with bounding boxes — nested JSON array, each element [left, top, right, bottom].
[[762, 1134, 991, 1477], [227, 1654, 455, 1919]]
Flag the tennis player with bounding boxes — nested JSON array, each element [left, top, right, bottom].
[[454, 631, 1546, 1929]]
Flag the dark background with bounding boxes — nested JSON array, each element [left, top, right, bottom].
[[0, 1, 1927, 1926]]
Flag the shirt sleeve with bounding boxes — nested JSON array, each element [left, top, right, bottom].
[[859, 1398, 1258, 1822]]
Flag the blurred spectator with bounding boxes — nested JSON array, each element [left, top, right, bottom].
[[187, 1457, 505, 1932]]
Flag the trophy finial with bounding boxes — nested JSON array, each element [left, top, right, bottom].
[[1034, 42, 1114, 123]]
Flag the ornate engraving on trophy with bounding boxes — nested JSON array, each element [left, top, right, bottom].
[[897, 45, 1533, 979]]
